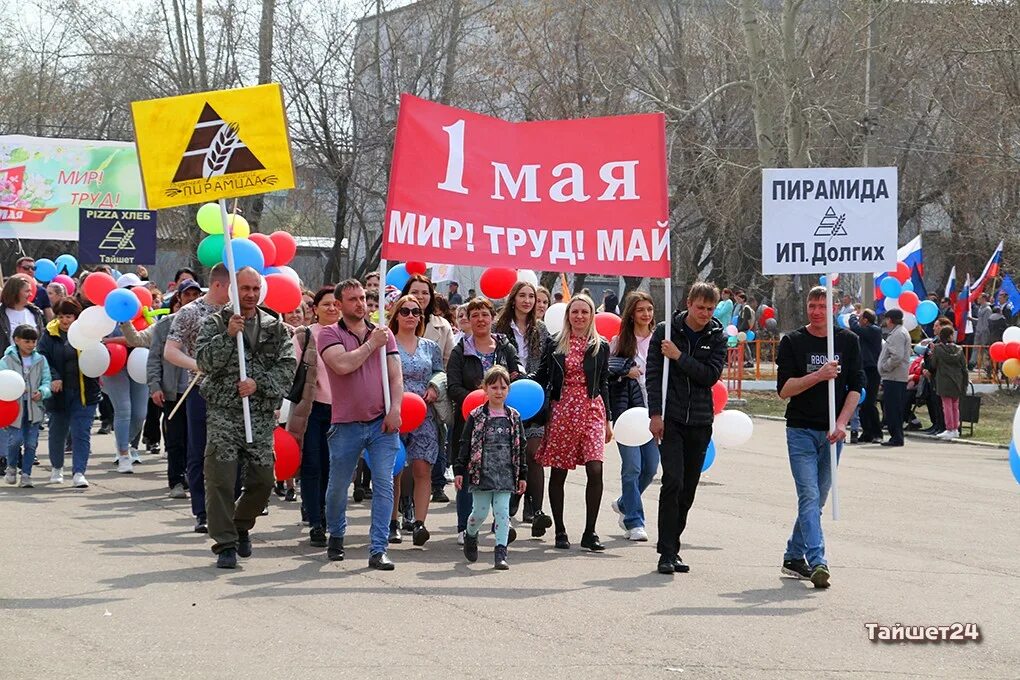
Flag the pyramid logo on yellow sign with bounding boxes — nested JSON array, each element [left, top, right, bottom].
[[172, 103, 265, 182]]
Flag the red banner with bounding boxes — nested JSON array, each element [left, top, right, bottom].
[[382, 95, 670, 277]]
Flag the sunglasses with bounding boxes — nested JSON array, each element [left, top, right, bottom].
[[398, 307, 423, 317], [19, 264, 35, 271]]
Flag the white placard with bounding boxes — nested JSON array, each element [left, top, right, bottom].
[[761, 167, 898, 275]]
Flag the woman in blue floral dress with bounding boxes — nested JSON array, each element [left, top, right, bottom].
[[388, 295, 444, 546]]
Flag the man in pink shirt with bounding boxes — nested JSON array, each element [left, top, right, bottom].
[[319, 279, 403, 570]]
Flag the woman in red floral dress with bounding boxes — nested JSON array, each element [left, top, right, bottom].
[[533, 295, 613, 552]]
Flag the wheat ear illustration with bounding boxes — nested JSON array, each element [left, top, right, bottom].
[[202, 122, 240, 179]]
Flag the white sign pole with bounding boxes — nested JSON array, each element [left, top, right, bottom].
[[826, 273, 840, 520], [218, 199, 253, 443], [378, 258, 391, 414], [661, 277, 672, 418]]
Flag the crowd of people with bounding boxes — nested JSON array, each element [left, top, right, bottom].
[[6, 255, 940, 588]]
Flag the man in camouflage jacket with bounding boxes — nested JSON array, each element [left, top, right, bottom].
[[195, 267, 296, 568]]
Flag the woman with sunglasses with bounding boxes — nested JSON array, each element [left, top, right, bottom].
[[388, 295, 444, 545]]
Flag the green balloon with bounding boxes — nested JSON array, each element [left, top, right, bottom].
[[197, 202, 223, 234], [197, 234, 225, 267]]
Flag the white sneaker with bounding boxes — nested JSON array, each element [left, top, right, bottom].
[[944, 429, 959, 440], [168, 483, 188, 499], [457, 530, 465, 546], [611, 499, 626, 530], [19, 474, 33, 488], [935, 430, 951, 440], [4, 467, 16, 485], [129, 449, 143, 464], [625, 526, 649, 542], [117, 456, 134, 474], [50, 468, 64, 484], [72, 472, 89, 488], [444, 466, 454, 482]]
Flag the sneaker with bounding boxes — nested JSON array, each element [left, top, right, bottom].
[[146, 444, 160, 456], [72, 473, 89, 488], [4, 467, 16, 485], [273, 481, 286, 497], [412, 521, 430, 546], [444, 466, 454, 482], [388, 519, 402, 544], [781, 558, 812, 579], [521, 495, 535, 524], [96, 423, 112, 435], [944, 429, 959, 440], [129, 449, 143, 464], [463, 532, 479, 562], [810, 564, 831, 589], [457, 530, 465, 546], [494, 544, 509, 570], [168, 483, 188, 499], [194, 518, 208, 533], [625, 526, 649, 542], [309, 526, 327, 548], [216, 548, 237, 569], [368, 552, 395, 570], [19, 474, 33, 488], [285, 488, 297, 502], [236, 530, 252, 558], [352, 485, 365, 502], [327, 536, 345, 561], [430, 488, 450, 503], [850, 431, 859, 444], [117, 456, 134, 474], [610, 499, 625, 530], [50, 468, 64, 484]]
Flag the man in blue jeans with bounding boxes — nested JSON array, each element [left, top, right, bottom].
[[319, 279, 403, 570], [776, 286, 863, 589]]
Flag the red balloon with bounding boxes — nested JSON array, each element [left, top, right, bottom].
[[269, 231, 297, 266], [249, 233, 277, 267], [132, 286, 153, 310], [989, 342, 1008, 363], [132, 314, 150, 331], [405, 261, 427, 276], [400, 393, 427, 433], [82, 272, 117, 305], [711, 381, 729, 415], [461, 389, 487, 419], [0, 399, 18, 428], [894, 261, 911, 284], [1008, 342, 1020, 361], [273, 426, 301, 481], [595, 312, 622, 340], [760, 306, 775, 321], [263, 274, 302, 314], [898, 291, 919, 314], [479, 267, 517, 299], [104, 343, 128, 376]]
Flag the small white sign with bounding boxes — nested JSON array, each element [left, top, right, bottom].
[[761, 167, 898, 275]]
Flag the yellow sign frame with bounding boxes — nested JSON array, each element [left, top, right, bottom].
[[131, 83, 295, 210]]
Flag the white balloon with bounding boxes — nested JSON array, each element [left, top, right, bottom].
[[126, 347, 149, 384], [259, 274, 268, 305], [276, 265, 301, 285], [713, 410, 754, 448], [614, 406, 653, 447], [517, 269, 539, 287], [903, 312, 918, 332], [79, 344, 111, 378], [544, 302, 568, 334], [0, 370, 26, 401], [1004, 326, 1020, 344], [76, 305, 116, 339], [1013, 405, 1020, 448], [884, 296, 900, 311], [68, 323, 105, 351]]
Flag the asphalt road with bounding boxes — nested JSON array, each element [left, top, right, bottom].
[[1, 418, 1016, 679]]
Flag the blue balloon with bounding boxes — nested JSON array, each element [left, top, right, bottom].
[[901, 280, 914, 293], [1010, 441, 1020, 485], [263, 266, 282, 276], [819, 275, 827, 286], [914, 344, 927, 356], [55, 254, 78, 276], [363, 440, 407, 477], [34, 258, 57, 282], [879, 276, 902, 298], [916, 299, 939, 325], [858, 387, 866, 405], [702, 440, 716, 472], [745, 330, 756, 342], [507, 379, 544, 420], [223, 238, 265, 272], [104, 288, 141, 322], [386, 263, 410, 289]]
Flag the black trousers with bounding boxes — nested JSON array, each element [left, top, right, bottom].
[[143, 398, 162, 446], [98, 393, 114, 426], [926, 387, 945, 431], [163, 399, 188, 489], [881, 380, 907, 445], [859, 366, 882, 439], [656, 420, 713, 557]]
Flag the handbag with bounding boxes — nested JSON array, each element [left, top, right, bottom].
[[286, 328, 312, 403], [429, 372, 454, 426]]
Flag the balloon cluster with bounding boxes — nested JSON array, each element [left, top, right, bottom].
[[990, 327, 1020, 378], [1009, 405, 1020, 485], [33, 254, 78, 296], [0, 370, 28, 427], [877, 261, 937, 330], [724, 324, 756, 348], [194, 202, 301, 314]]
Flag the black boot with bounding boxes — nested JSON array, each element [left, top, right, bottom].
[[388, 519, 402, 544], [522, 495, 535, 524], [494, 544, 509, 570], [237, 529, 252, 558], [463, 532, 478, 562], [327, 536, 345, 561], [309, 526, 327, 547]]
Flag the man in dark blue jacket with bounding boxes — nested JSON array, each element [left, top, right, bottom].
[[848, 309, 883, 443], [646, 282, 727, 575]]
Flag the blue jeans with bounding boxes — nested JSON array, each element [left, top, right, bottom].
[[300, 401, 332, 528], [101, 370, 148, 454], [784, 428, 842, 568], [850, 407, 860, 432], [325, 418, 398, 555], [456, 486, 473, 533], [7, 414, 41, 475], [48, 397, 98, 475], [615, 440, 660, 529]]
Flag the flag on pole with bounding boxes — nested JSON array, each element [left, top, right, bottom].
[[999, 274, 1020, 314], [970, 240, 1004, 298], [875, 235, 926, 312], [954, 274, 972, 342], [944, 265, 957, 304], [560, 273, 571, 302], [430, 263, 455, 284]]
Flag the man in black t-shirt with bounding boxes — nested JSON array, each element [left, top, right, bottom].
[[776, 286, 864, 589]]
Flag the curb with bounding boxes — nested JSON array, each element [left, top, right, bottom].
[[746, 414, 1008, 450]]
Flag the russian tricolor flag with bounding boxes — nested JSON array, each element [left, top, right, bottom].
[[970, 240, 1003, 298]]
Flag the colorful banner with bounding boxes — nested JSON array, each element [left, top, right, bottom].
[[382, 95, 670, 277], [131, 83, 296, 210], [0, 135, 145, 241], [78, 208, 158, 266]]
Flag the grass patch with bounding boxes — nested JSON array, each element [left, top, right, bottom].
[[737, 389, 1018, 446]]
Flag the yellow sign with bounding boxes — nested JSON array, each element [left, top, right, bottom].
[[131, 84, 295, 210]]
